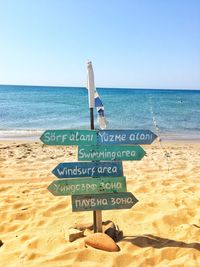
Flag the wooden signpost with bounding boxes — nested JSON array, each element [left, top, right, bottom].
[[40, 128, 157, 232], [39, 62, 157, 233], [40, 128, 157, 233]]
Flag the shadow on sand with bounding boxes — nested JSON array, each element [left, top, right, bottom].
[[122, 234, 200, 251]]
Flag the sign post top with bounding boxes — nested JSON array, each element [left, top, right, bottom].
[[87, 61, 95, 108]]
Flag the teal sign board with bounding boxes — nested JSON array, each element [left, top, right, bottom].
[[40, 129, 98, 145], [40, 129, 157, 146], [97, 130, 157, 145], [78, 145, 146, 161], [47, 177, 127, 196], [52, 161, 123, 178], [72, 192, 138, 211]]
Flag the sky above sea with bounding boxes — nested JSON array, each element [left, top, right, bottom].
[[0, 0, 199, 89]]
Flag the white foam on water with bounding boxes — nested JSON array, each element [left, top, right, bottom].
[[0, 129, 43, 140]]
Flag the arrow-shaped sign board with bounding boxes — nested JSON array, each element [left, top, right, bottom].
[[78, 145, 146, 161], [47, 177, 127, 196], [40, 129, 157, 146], [52, 161, 123, 179], [40, 129, 98, 146], [97, 130, 157, 145], [72, 192, 138, 211]]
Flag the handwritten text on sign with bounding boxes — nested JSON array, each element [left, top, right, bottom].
[[98, 130, 157, 145], [78, 145, 146, 161], [72, 192, 138, 211], [52, 161, 123, 178], [47, 177, 126, 196], [40, 129, 157, 146], [40, 130, 97, 145]]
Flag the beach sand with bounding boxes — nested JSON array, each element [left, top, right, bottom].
[[0, 140, 200, 266]]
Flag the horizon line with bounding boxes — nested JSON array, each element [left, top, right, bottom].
[[0, 83, 200, 91]]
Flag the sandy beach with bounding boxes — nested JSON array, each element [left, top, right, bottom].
[[0, 140, 200, 266]]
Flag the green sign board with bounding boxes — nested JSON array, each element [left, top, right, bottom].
[[47, 177, 127, 196], [40, 129, 98, 145], [72, 192, 138, 211], [78, 145, 146, 161]]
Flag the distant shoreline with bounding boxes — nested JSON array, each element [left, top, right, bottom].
[[0, 84, 200, 91]]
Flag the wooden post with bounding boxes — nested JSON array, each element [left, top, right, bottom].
[[95, 211, 102, 232], [90, 107, 102, 233], [88, 61, 102, 233], [90, 108, 94, 130]]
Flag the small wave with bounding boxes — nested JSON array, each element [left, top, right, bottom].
[[160, 131, 200, 142], [0, 129, 43, 140]]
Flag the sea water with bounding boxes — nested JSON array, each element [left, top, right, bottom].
[[0, 85, 199, 141]]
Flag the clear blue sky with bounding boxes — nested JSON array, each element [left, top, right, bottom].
[[0, 0, 199, 89]]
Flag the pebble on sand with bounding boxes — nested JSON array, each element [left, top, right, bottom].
[[84, 233, 119, 252]]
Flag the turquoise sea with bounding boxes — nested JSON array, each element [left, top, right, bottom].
[[0, 85, 199, 141]]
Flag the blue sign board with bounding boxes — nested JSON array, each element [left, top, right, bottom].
[[52, 161, 123, 179], [97, 130, 157, 145]]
